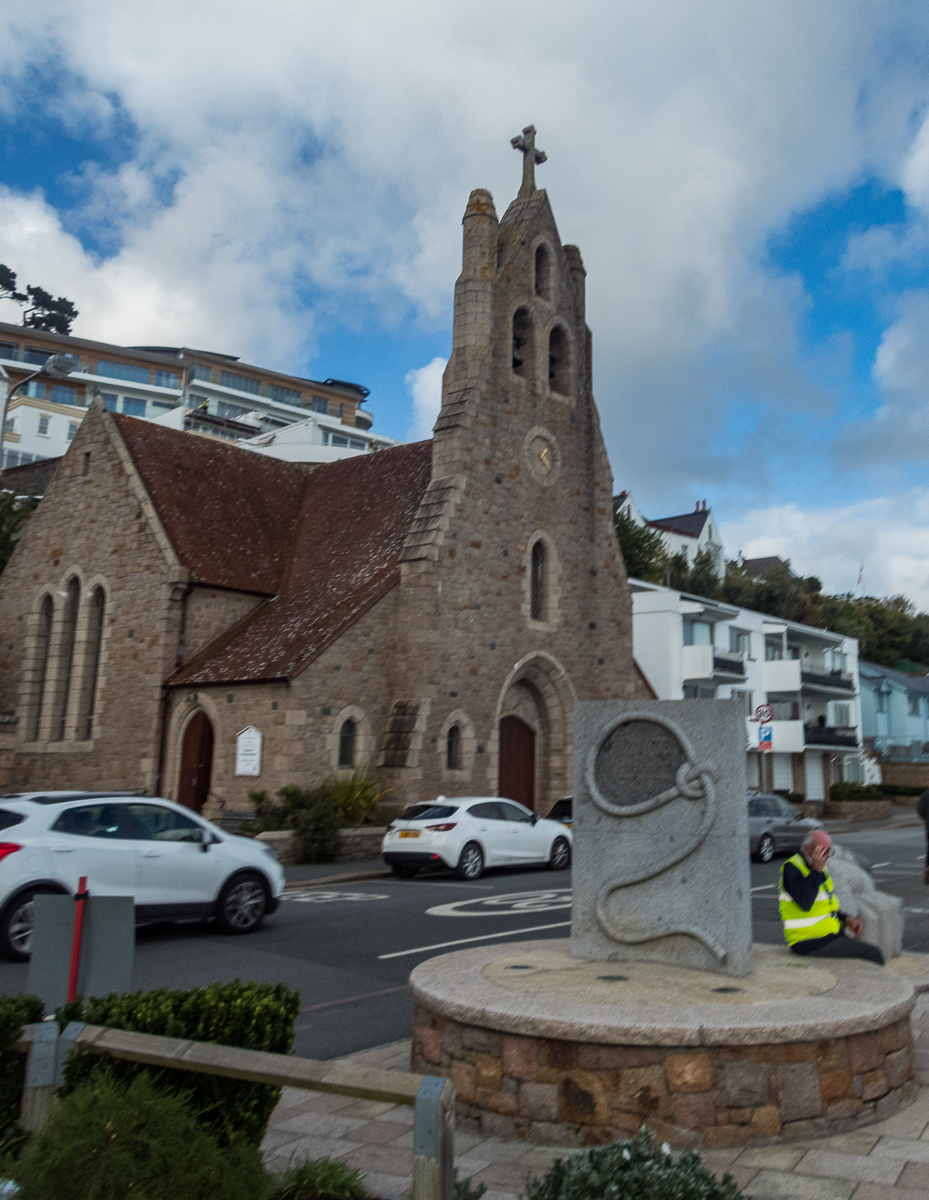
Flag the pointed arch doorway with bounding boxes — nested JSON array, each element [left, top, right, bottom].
[[178, 711, 214, 813], [498, 715, 536, 811]]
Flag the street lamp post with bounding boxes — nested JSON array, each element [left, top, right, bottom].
[[0, 354, 76, 477]]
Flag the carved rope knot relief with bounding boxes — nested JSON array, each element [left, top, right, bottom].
[[587, 713, 727, 962]]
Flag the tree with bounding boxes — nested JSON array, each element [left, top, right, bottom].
[[0, 264, 78, 334], [613, 505, 665, 581], [0, 489, 39, 575], [686, 547, 721, 599]]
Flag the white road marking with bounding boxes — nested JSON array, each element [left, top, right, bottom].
[[283, 891, 390, 904], [871, 862, 891, 869], [751, 884, 776, 892], [378, 921, 571, 959], [427, 889, 571, 917]]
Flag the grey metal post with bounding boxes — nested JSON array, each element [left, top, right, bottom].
[[412, 1075, 455, 1200]]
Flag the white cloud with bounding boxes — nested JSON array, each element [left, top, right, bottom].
[[405, 356, 447, 441], [721, 493, 929, 609]]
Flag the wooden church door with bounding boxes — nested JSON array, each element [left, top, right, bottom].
[[498, 715, 536, 811], [178, 711, 214, 813]]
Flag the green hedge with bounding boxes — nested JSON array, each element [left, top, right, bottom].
[[0, 994, 44, 1147], [57, 980, 300, 1148], [880, 784, 926, 796], [829, 782, 885, 802]]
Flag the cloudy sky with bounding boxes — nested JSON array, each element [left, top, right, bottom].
[[4, 2, 929, 604]]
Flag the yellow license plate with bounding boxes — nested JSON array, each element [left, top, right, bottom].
[[399, 830, 420, 838]]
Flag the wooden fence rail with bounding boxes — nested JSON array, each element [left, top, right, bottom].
[[16, 1022, 455, 1200]]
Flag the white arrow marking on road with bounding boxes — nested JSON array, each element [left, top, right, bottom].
[[283, 891, 390, 903], [427, 889, 571, 917]]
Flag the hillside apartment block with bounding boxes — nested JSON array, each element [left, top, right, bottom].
[[0, 321, 396, 470], [630, 578, 865, 801]]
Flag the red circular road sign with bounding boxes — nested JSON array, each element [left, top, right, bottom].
[[754, 704, 774, 723]]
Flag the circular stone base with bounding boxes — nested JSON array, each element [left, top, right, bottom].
[[410, 940, 917, 1149]]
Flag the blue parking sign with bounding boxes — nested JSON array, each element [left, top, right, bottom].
[[758, 724, 773, 752]]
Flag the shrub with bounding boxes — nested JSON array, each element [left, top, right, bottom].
[[0, 994, 44, 1150], [242, 785, 343, 862], [57, 980, 299, 1148], [12, 1073, 266, 1200], [327, 766, 391, 825], [829, 782, 884, 803], [881, 784, 926, 796], [524, 1130, 746, 1200], [772, 789, 806, 804], [268, 1155, 367, 1200]]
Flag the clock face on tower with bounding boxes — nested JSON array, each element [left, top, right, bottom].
[[524, 426, 560, 483]]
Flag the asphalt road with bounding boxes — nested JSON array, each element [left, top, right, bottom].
[[0, 826, 926, 1061]]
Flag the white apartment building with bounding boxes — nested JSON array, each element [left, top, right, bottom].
[[630, 579, 864, 801], [0, 323, 393, 469]]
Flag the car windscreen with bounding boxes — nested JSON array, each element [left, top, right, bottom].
[[548, 799, 572, 819], [400, 804, 459, 821], [0, 810, 24, 832]]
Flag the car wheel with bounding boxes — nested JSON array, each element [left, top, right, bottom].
[[0, 887, 58, 962], [455, 842, 484, 881], [754, 833, 775, 864], [214, 872, 269, 934], [548, 837, 571, 871], [391, 865, 420, 879]]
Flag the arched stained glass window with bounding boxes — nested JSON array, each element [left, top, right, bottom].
[[446, 723, 461, 771], [530, 541, 546, 621], [338, 719, 357, 768]]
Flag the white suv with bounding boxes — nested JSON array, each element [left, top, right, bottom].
[[381, 796, 572, 880], [0, 791, 285, 960]]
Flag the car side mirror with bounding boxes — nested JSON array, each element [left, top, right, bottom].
[[194, 829, 211, 852], [530, 814, 538, 825]]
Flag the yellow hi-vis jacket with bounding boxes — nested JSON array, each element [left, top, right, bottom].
[[779, 852, 841, 945]]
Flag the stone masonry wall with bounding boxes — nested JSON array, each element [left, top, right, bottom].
[[412, 1007, 915, 1150]]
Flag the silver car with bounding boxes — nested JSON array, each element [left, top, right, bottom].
[[747, 792, 823, 863]]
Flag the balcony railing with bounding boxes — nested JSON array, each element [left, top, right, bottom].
[[804, 724, 858, 747], [800, 668, 854, 691], [712, 653, 746, 676]]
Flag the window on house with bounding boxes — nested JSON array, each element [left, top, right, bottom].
[[122, 397, 146, 417], [154, 370, 179, 389], [876, 690, 888, 713], [683, 619, 712, 646], [338, 719, 356, 768], [530, 540, 546, 620], [37, 416, 50, 435], [151, 401, 174, 412], [730, 689, 753, 716], [99, 393, 118, 411], [52, 578, 80, 741], [0, 342, 17, 359], [186, 393, 209, 410], [50, 384, 78, 406], [826, 649, 848, 673], [786, 644, 801, 660], [729, 628, 750, 655], [534, 244, 553, 300], [23, 348, 50, 366], [27, 595, 54, 740], [67, 423, 78, 442], [331, 434, 348, 446], [446, 723, 461, 770], [765, 635, 784, 661], [349, 438, 365, 450], [768, 692, 800, 720], [3, 417, 13, 434], [684, 686, 716, 699], [97, 360, 150, 384], [512, 308, 531, 375], [26, 381, 46, 399], [188, 364, 212, 382], [909, 695, 921, 716], [831, 703, 852, 728], [79, 586, 106, 740], [311, 397, 328, 414], [219, 370, 260, 395], [270, 384, 301, 403]]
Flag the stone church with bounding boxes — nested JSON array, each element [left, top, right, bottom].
[[0, 130, 647, 818]]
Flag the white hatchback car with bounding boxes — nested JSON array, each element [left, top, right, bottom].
[[381, 796, 572, 880], [0, 791, 285, 960]]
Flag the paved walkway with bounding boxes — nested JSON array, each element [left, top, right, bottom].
[[262, 993, 929, 1200]]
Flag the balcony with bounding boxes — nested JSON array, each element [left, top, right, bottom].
[[800, 668, 854, 692], [803, 724, 858, 748], [681, 644, 746, 682]]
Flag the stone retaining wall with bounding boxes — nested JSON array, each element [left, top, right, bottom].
[[823, 799, 894, 822], [412, 1008, 915, 1149], [881, 762, 929, 789]]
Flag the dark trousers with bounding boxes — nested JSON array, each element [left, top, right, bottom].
[[791, 931, 884, 965]]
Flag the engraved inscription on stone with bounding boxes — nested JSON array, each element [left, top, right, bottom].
[[594, 720, 684, 808]]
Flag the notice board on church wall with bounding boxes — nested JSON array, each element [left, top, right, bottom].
[[235, 726, 263, 776]]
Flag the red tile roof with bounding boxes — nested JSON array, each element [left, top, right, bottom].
[[168, 438, 433, 684], [114, 413, 308, 595]]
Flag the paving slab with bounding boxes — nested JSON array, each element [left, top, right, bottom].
[[794, 1149, 902, 1185], [742, 1169, 856, 1198]]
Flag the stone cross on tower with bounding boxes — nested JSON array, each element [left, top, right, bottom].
[[511, 125, 547, 198]]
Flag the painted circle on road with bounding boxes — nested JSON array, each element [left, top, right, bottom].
[[282, 891, 390, 904], [427, 889, 571, 917]]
